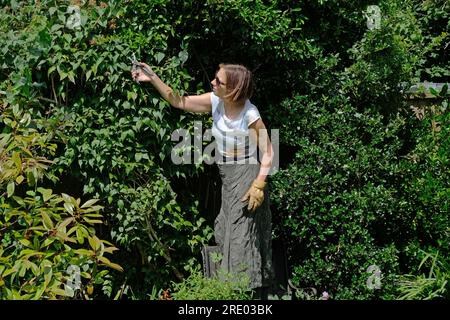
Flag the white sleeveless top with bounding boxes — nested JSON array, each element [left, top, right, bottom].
[[210, 92, 261, 158]]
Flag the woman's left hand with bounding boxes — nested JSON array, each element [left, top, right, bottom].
[[241, 179, 266, 212]]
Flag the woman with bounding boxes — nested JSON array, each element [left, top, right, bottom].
[[131, 62, 274, 299]]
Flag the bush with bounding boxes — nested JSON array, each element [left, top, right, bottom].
[[269, 84, 449, 299], [0, 96, 122, 300], [270, 95, 405, 299], [266, 0, 449, 300], [170, 268, 253, 300], [0, 0, 214, 296]]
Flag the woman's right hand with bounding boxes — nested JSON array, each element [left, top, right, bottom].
[[131, 62, 156, 83]]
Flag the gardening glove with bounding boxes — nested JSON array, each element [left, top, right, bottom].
[[241, 179, 266, 212]]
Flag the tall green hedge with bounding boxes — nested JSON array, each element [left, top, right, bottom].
[[1, 0, 448, 299]]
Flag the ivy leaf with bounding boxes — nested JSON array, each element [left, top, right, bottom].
[[155, 52, 165, 64], [67, 71, 76, 84], [127, 91, 137, 101], [49, 7, 58, 16], [48, 65, 56, 76], [178, 50, 189, 65], [37, 188, 53, 202]]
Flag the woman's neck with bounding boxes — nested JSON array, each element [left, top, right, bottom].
[[223, 99, 245, 120], [223, 99, 245, 112]]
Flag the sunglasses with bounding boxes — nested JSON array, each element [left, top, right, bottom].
[[215, 73, 226, 86]]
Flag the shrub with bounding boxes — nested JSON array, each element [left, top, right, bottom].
[[0, 0, 214, 296], [170, 268, 253, 300], [269, 84, 449, 299], [0, 99, 122, 300], [270, 94, 405, 299]]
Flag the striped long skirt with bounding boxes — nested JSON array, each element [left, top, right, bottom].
[[214, 160, 274, 289]]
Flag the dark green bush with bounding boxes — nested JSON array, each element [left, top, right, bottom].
[[267, 0, 448, 300], [269, 86, 448, 300], [270, 95, 404, 299], [1, 0, 447, 300]]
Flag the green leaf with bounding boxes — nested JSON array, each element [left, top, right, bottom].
[[178, 50, 189, 65], [83, 218, 103, 224], [26, 170, 36, 186], [74, 249, 94, 256], [37, 188, 53, 202], [88, 236, 102, 252], [76, 228, 85, 244], [42, 238, 55, 247], [2, 268, 16, 278], [19, 239, 32, 247], [43, 265, 53, 288], [41, 212, 54, 230], [67, 71, 75, 84], [15, 175, 24, 184], [80, 198, 100, 209], [12, 151, 21, 170], [103, 246, 119, 254], [51, 288, 69, 296], [58, 217, 75, 230], [98, 256, 123, 272], [439, 83, 448, 96], [7, 181, 14, 197], [64, 202, 75, 214], [33, 284, 46, 300], [55, 231, 76, 243], [155, 52, 165, 64]]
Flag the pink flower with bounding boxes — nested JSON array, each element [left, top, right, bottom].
[[321, 291, 329, 300]]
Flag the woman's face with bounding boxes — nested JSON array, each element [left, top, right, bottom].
[[211, 68, 228, 98]]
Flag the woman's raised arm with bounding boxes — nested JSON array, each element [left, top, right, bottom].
[[131, 62, 212, 113]]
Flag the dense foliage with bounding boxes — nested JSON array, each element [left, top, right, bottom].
[[0, 84, 122, 299], [0, 0, 448, 299]]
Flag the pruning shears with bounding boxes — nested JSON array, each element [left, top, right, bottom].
[[130, 51, 155, 84]]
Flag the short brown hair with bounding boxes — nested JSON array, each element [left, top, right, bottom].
[[219, 63, 254, 102]]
